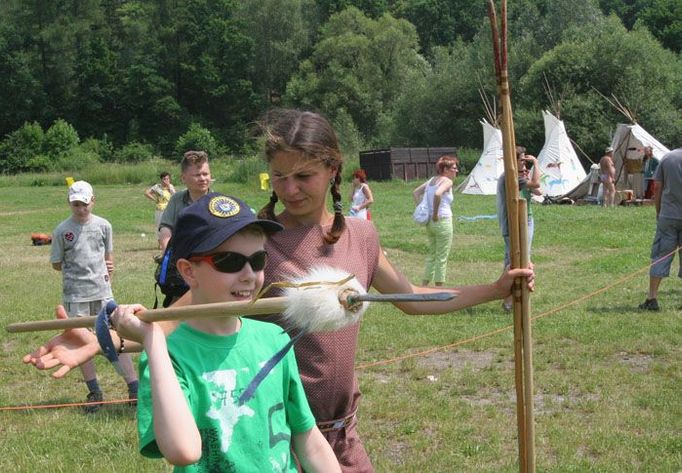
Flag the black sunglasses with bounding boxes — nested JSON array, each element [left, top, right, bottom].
[[189, 250, 268, 273]]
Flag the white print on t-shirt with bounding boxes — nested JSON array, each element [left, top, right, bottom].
[[203, 369, 255, 452]]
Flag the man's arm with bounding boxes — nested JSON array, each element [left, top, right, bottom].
[[526, 156, 541, 189], [158, 227, 172, 253], [158, 191, 182, 252], [654, 180, 662, 217]]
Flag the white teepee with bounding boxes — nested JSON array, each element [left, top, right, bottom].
[[537, 111, 587, 197], [458, 119, 504, 195], [610, 123, 669, 192]]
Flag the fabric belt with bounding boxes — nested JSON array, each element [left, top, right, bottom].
[[317, 409, 357, 433]]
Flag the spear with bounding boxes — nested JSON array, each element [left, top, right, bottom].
[[487, 1, 536, 471], [6, 266, 455, 334]]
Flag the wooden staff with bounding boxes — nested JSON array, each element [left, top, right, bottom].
[[487, 1, 535, 472], [6, 297, 290, 333], [6, 292, 455, 333]]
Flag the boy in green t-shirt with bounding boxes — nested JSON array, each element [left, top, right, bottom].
[[113, 193, 340, 472]]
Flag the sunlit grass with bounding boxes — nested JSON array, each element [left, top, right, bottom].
[[0, 179, 680, 472]]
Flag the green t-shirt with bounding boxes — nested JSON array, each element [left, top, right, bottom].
[[137, 319, 316, 472]]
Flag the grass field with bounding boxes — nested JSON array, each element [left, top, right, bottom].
[[0, 179, 680, 472]]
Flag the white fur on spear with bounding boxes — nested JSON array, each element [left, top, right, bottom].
[[279, 265, 369, 333]]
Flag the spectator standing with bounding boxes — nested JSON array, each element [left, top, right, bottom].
[[50, 181, 138, 412], [497, 147, 542, 311], [639, 148, 682, 311], [144, 172, 176, 249], [599, 147, 617, 207], [642, 146, 659, 200], [348, 169, 374, 220], [412, 155, 458, 286], [158, 151, 212, 254]]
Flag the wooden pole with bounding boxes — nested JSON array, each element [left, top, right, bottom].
[[6, 297, 290, 333], [519, 199, 536, 471], [487, 1, 535, 471]]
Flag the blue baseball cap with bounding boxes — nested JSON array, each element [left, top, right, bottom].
[[172, 193, 283, 260]]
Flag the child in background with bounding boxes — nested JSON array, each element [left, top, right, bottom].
[[112, 193, 340, 472], [50, 180, 138, 412]]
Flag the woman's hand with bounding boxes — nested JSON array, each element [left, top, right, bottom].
[[22, 305, 100, 379], [496, 265, 535, 298]]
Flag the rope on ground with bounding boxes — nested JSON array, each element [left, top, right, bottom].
[[355, 246, 680, 371], [0, 397, 137, 412]]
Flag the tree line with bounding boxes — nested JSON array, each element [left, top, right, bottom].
[[0, 0, 680, 175]]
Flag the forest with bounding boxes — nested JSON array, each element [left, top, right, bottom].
[[0, 0, 680, 174]]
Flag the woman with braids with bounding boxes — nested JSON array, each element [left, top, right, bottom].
[[24, 109, 534, 472]]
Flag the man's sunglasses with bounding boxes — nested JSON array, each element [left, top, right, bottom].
[[188, 250, 268, 273]]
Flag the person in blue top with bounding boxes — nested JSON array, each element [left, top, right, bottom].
[[112, 193, 340, 472], [496, 147, 542, 311]]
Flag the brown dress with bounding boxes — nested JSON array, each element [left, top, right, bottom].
[[262, 217, 380, 472]]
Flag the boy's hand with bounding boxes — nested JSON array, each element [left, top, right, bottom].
[[110, 304, 151, 343], [105, 260, 114, 274]]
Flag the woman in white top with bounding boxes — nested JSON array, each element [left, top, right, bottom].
[[348, 168, 374, 220], [412, 155, 458, 286]]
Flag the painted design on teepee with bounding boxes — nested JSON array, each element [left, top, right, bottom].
[[537, 111, 586, 197]]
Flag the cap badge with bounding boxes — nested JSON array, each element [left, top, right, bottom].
[[208, 196, 240, 218]]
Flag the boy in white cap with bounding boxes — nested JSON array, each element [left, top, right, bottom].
[[50, 180, 138, 412]]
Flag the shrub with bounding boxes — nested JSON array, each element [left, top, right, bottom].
[[113, 142, 155, 163], [83, 161, 164, 185], [0, 122, 44, 174], [456, 147, 480, 176], [175, 123, 219, 160], [25, 154, 54, 173], [54, 149, 102, 171], [80, 136, 115, 162], [44, 119, 80, 158]]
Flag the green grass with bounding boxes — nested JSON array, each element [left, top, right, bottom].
[[1, 179, 681, 472]]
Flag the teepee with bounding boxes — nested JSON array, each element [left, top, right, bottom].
[[601, 93, 670, 197], [536, 110, 587, 197], [458, 119, 504, 195], [610, 123, 669, 193]]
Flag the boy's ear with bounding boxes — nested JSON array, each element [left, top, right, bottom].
[[176, 258, 197, 287]]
